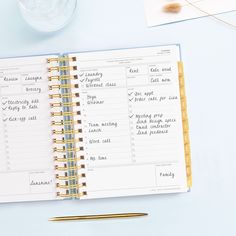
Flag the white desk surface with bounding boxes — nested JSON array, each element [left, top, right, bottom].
[[0, 0, 236, 235]]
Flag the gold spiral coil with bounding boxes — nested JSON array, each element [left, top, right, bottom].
[[57, 182, 86, 189], [49, 93, 80, 99], [48, 66, 77, 72], [56, 191, 87, 198], [55, 173, 86, 180], [53, 137, 83, 144], [51, 111, 81, 117], [54, 156, 84, 162], [52, 129, 82, 135], [52, 120, 81, 126], [47, 56, 76, 63], [55, 164, 85, 171], [48, 75, 78, 81], [48, 56, 86, 199], [50, 102, 80, 108], [53, 147, 82, 153], [49, 84, 79, 90]]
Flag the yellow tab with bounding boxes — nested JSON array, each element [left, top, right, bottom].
[[178, 62, 192, 188]]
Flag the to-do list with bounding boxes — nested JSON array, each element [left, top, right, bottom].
[[69, 45, 188, 198], [0, 55, 56, 202]]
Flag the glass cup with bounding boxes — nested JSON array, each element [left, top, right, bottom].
[[17, 0, 77, 33]]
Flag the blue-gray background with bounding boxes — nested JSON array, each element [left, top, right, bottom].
[[0, 1, 236, 235]]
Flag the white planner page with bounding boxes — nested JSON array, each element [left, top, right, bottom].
[[69, 45, 188, 199], [145, 0, 236, 27], [0, 55, 57, 203]]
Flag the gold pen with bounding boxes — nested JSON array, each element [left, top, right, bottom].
[[49, 213, 148, 221]]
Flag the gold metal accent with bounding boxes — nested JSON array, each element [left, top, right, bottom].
[[52, 120, 80, 126], [48, 75, 78, 81], [56, 183, 86, 189], [54, 157, 82, 162], [48, 57, 85, 199], [47, 57, 76, 63], [53, 138, 82, 144], [50, 102, 80, 108], [178, 62, 192, 188], [54, 147, 81, 153], [49, 213, 148, 221], [51, 121, 64, 126], [52, 129, 82, 135], [56, 175, 77, 181], [51, 111, 80, 117], [56, 191, 87, 198], [48, 66, 59, 72], [55, 164, 85, 171], [55, 166, 78, 171], [49, 84, 79, 90], [49, 94, 61, 99], [49, 93, 79, 99], [48, 66, 77, 72], [55, 173, 85, 180]]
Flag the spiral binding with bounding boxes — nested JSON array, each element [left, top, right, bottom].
[[178, 62, 192, 188], [47, 56, 87, 199]]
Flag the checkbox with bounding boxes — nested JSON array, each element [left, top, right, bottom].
[[2, 107, 7, 111], [129, 98, 134, 102], [80, 79, 85, 82], [79, 73, 84, 77], [128, 92, 133, 96], [2, 101, 7, 105], [129, 114, 134, 118], [3, 118, 8, 122]]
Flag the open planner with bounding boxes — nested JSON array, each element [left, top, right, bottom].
[[0, 45, 191, 203]]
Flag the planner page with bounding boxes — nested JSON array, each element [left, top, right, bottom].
[[69, 45, 188, 199], [0, 55, 57, 203]]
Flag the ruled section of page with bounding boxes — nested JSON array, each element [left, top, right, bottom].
[[69, 45, 188, 199], [0, 55, 58, 203]]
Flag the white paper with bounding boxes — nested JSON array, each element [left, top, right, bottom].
[[0, 55, 57, 203], [69, 45, 189, 199], [145, 0, 236, 27]]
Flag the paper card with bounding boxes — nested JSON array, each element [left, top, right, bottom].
[[145, 0, 236, 27]]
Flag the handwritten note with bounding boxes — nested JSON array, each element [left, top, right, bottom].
[[0, 55, 56, 202], [69, 45, 188, 198]]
